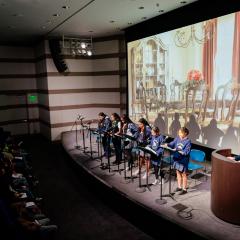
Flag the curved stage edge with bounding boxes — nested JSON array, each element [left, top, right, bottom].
[[61, 131, 240, 240]]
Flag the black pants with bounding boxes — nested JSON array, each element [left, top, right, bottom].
[[125, 149, 133, 168], [153, 165, 160, 179], [112, 137, 122, 162], [102, 135, 111, 157]]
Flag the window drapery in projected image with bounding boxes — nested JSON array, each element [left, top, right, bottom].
[[128, 11, 240, 153]]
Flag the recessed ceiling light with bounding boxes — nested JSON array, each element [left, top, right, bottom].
[[128, 22, 133, 25], [12, 13, 24, 17], [109, 20, 115, 23], [53, 13, 60, 17], [180, 1, 187, 4], [62, 6, 70, 9], [142, 17, 147, 20], [138, 6, 144, 9], [159, 9, 164, 13]]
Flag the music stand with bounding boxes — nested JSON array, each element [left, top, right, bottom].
[[120, 134, 137, 184], [155, 155, 167, 205], [70, 117, 80, 150], [112, 134, 125, 175], [160, 145, 176, 201], [136, 146, 159, 192], [79, 119, 88, 153], [98, 132, 115, 176], [90, 131, 104, 169], [87, 127, 98, 160], [135, 149, 146, 193]]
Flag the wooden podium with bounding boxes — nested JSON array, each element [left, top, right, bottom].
[[211, 149, 240, 225]]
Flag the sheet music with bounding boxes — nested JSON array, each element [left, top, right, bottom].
[[145, 146, 157, 155], [160, 145, 176, 152], [123, 134, 136, 141]]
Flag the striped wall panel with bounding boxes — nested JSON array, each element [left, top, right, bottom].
[[0, 35, 127, 139]]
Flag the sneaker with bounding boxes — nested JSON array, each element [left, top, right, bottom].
[[152, 179, 159, 185], [133, 169, 139, 176], [179, 189, 187, 195], [158, 180, 164, 185], [142, 172, 149, 179], [174, 187, 182, 192]]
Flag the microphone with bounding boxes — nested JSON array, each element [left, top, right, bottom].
[[163, 136, 169, 143], [80, 116, 85, 120], [77, 114, 82, 120]]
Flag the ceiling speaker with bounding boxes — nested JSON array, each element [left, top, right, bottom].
[[49, 39, 68, 73]]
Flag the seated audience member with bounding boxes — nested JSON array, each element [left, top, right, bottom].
[[0, 130, 58, 239]]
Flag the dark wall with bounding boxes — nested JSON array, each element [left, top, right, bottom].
[[125, 0, 240, 43]]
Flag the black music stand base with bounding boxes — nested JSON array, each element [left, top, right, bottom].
[[120, 178, 131, 184], [135, 186, 146, 193], [155, 199, 167, 205], [161, 193, 175, 201], [101, 170, 116, 177]]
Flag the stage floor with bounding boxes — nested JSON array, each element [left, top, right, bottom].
[[62, 130, 240, 240]]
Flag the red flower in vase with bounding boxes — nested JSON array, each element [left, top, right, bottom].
[[187, 70, 203, 81]]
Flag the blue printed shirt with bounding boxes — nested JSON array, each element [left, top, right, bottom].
[[137, 125, 151, 146], [149, 135, 165, 156], [98, 116, 111, 133], [168, 136, 191, 156]]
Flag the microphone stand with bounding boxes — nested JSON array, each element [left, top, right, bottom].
[[80, 118, 88, 153], [121, 136, 137, 184], [70, 116, 80, 149], [135, 146, 146, 193], [155, 155, 167, 205], [160, 144, 176, 201], [87, 123, 93, 159]]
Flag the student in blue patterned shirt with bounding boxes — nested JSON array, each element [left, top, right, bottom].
[[133, 118, 152, 178], [97, 112, 112, 158], [121, 114, 138, 171], [148, 127, 165, 185], [167, 127, 191, 195]]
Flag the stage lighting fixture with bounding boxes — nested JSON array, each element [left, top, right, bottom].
[[62, 35, 93, 57], [81, 42, 87, 49], [87, 50, 92, 56]]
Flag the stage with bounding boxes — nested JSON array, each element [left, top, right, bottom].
[[61, 130, 240, 240]]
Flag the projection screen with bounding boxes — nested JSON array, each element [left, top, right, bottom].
[[127, 11, 240, 153]]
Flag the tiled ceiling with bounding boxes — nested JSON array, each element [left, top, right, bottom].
[[0, 0, 197, 42]]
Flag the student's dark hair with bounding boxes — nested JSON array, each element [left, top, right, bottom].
[[121, 114, 133, 123], [138, 118, 150, 127], [180, 127, 189, 136], [111, 112, 121, 121], [98, 112, 105, 117], [152, 126, 160, 134]]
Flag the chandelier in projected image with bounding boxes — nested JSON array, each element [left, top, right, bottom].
[[174, 20, 215, 48]]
